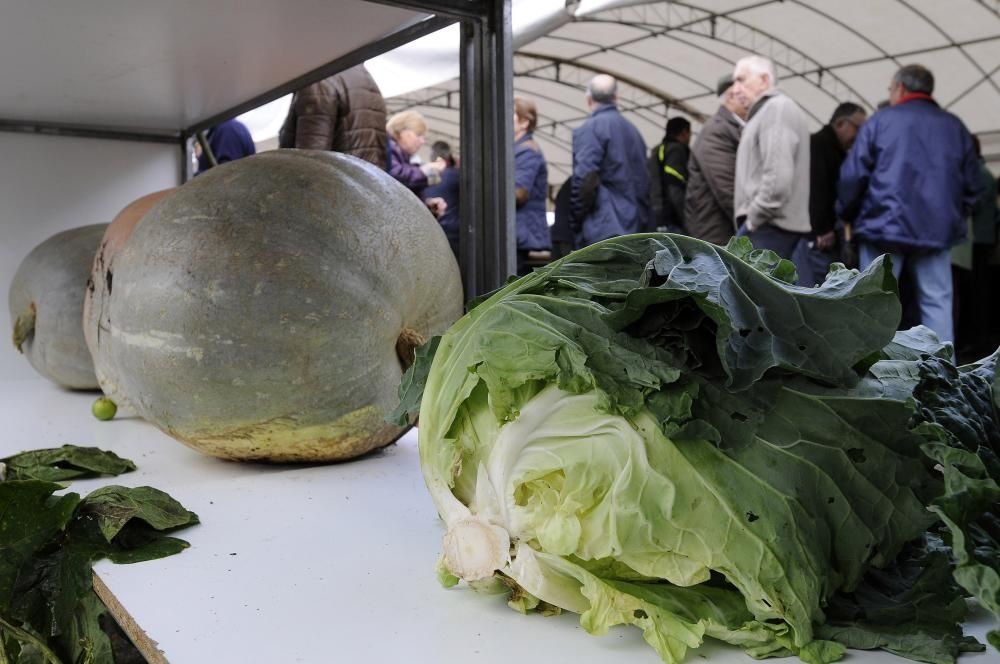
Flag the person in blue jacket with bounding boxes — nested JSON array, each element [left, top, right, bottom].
[[196, 118, 256, 173], [423, 141, 460, 261], [836, 64, 982, 344], [513, 96, 550, 275], [570, 75, 651, 246]]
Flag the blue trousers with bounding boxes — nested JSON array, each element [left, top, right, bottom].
[[859, 243, 954, 343]]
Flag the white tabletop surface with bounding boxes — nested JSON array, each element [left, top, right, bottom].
[[1, 376, 997, 664]]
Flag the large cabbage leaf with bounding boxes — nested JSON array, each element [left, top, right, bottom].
[[403, 234, 999, 663]]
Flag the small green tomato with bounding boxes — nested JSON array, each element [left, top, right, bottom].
[[91, 397, 118, 421]]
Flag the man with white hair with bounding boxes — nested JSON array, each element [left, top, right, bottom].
[[731, 55, 812, 279], [570, 74, 651, 246]]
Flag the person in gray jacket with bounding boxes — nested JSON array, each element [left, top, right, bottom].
[[684, 75, 747, 245], [731, 55, 812, 280]]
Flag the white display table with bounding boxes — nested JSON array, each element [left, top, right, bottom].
[[2, 377, 997, 664]]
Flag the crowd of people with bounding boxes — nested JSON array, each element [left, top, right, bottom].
[[556, 57, 996, 356], [211, 57, 997, 356]]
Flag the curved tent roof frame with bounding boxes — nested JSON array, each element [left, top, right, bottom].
[[387, 0, 1000, 184]]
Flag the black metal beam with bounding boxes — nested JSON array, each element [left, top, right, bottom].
[[363, 0, 487, 21], [195, 131, 218, 169], [459, 0, 514, 296], [186, 14, 454, 135], [0, 119, 182, 144]]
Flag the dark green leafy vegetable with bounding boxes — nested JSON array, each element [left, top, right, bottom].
[[1, 446, 135, 482], [403, 233, 1000, 664], [389, 335, 441, 426], [0, 480, 198, 663], [816, 535, 984, 664]]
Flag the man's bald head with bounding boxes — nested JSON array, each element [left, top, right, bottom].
[[587, 74, 618, 105]]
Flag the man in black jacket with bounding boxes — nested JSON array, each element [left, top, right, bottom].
[[649, 117, 691, 233], [804, 102, 866, 285], [684, 76, 747, 244]]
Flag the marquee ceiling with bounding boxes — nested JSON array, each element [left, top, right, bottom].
[[387, 0, 1000, 183]]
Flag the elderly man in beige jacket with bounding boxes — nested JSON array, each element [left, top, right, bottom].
[[731, 55, 812, 283]]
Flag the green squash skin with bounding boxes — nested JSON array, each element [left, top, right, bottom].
[[86, 151, 464, 462], [8, 224, 108, 389]]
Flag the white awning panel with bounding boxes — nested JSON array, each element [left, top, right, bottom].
[[383, 0, 1000, 182]]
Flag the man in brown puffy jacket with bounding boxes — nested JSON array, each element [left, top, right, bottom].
[[278, 65, 388, 168]]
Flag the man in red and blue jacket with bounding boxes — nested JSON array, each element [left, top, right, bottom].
[[836, 64, 982, 344]]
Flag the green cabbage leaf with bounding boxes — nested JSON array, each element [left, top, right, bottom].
[[404, 235, 999, 663]]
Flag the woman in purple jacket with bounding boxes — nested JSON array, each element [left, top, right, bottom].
[[386, 110, 446, 218]]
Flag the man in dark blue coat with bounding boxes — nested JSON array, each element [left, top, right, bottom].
[[570, 75, 651, 246], [836, 64, 981, 344], [423, 141, 460, 261]]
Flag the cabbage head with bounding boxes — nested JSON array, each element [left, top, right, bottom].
[[394, 235, 999, 664]]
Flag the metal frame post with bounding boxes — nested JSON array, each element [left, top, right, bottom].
[[459, 0, 514, 297]]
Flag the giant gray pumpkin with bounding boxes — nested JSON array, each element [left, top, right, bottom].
[[9, 224, 108, 388], [85, 151, 463, 462]]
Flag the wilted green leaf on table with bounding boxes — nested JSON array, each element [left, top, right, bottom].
[[0, 478, 198, 663], [1, 445, 135, 482], [80, 485, 199, 542]]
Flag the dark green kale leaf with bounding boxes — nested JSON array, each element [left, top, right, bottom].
[[818, 534, 984, 664]]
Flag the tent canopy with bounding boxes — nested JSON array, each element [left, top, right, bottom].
[[383, 0, 1000, 182]]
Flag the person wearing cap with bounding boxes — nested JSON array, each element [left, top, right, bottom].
[[732, 55, 812, 276], [649, 116, 691, 234], [684, 74, 748, 245]]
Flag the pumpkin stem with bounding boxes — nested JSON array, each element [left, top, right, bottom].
[[12, 302, 36, 352], [396, 327, 426, 370]]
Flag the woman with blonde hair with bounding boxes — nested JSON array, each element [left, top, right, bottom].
[[513, 96, 550, 275], [385, 110, 447, 217]]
